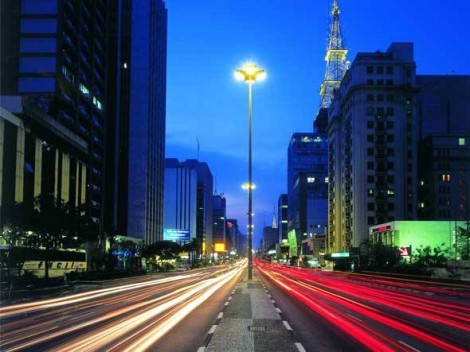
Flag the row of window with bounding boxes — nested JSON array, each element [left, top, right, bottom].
[[366, 79, 394, 86], [366, 106, 395, 117], [367, 94, 394, 102], [366, 66, 394, 75]]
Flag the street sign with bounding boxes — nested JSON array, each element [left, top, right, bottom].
[[399, 246, 411, 257]]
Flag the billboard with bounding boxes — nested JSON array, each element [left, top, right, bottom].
[[287, 229, 297, 257], [214, 243, 225, 252], [163, 229, 190, 243]]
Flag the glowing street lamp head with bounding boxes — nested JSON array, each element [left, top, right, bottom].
[[234, 62, 266, 84], [242, 183, 256, 190]]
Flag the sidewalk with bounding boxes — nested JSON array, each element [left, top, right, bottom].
[[199, 268, 304, 352]]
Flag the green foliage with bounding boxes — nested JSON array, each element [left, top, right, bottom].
[[366, 242, 401, 271], [412, 244, 449, 268]]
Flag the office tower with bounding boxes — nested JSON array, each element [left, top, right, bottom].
[[287, 133, 328, 244], [1, 0, 107, 232], [123, 0, 167, 243], [212, 193, 227, 256], [277, 194, 288, 242], [164, 159, 213, 251], [226, 219, 241, 254], [416, 75, 470, 221], [328, 43, 419, 252]]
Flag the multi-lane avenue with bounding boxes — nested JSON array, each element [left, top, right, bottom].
[[1, 259, 469, 352], [255, 259, 470, 352]]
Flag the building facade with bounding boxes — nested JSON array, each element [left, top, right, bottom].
[[328, 43, 419, 253], [212, 193, 227, 256], [126, 0, 167, 243], [416, 75, 470, 222], [1, 0, 108, 231], [277, 194, 288, 243], [287, 133, 328, 248], [163, 159, 213, 250]]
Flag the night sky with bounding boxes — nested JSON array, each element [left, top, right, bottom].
[[164, 0, 470, 248]]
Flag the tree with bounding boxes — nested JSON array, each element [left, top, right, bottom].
[[412, 244, 449, 268], [366, 242, 401, 271], [142, 241, 181, 271]]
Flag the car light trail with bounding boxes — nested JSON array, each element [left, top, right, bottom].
[[255, 260, 470, 352], [0, 263, 245, 351]]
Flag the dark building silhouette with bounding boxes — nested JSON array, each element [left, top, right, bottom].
[[417, 75, 470, 221], [104, 0, 167, 243], [1, 0, 108, 231]]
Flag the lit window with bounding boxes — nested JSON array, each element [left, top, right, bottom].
[[79, 83, 90, 95], [324, 177, 329, 183], [459, 138, 465, 146], [307, 177, 315, 183], [419, 202, 424, 209]]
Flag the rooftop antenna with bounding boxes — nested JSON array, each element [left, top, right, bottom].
[[196, 137, 200, 160]]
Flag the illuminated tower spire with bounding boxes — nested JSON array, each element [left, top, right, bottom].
[[319, 0, 348, 109]]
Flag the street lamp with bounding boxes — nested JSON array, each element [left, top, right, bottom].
[[235, 62, 266, 280]]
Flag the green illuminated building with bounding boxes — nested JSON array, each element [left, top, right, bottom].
[[369, 221, 466, 255]]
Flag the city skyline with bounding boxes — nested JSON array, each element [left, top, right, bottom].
[[165, 0, 470, 247]]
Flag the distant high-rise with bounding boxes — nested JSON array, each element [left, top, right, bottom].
[[1, 0, 107, 231], [328, 43, 419, 252], [164, 159, 213, 251], [277, 194, 288, 243], [287, 133, 328, 243], [212, 194, 227, 254]]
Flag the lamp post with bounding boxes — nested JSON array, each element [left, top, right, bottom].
[[235, 63, 266, 280]]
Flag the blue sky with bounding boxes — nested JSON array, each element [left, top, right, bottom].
[[164, 0, 470, 248]]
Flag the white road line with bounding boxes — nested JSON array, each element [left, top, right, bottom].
[[276, 307, 282, 313], [224, 301, 229, 306], [346, 313, 363, 322], [295, 342, 306, 352], [271, 299, 276, 304], [217, 312, 223, 319], [196, 347, 206, 352], [208, 325, 217, 334], [399, 340, 422, 352], [282, 320, 293, 331]]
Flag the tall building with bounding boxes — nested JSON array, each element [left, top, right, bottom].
[[1, 0, 108, 231], [327, 43, 419, 252], [212, 193, 227, 255], [287, 133, 328, 249], [164, 159, 213, 248], [124, 0, 167, 243], [277, 194, 288, 242], [416, 75, 470, 221], [226, 219, 241, 254]]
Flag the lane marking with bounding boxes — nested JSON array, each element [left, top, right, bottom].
[[217, 312, 223, 319], [346, 313, 363, 322], [295, 342, 306, 352], [208, 325, 217, 334], [224, 301, 229, 306], [399, 340, 421, 352], [197, 347, 206, 352], [282, 320, 293, 331], [276, 307, 282, 313]]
